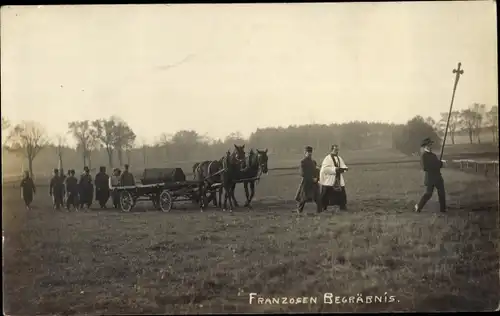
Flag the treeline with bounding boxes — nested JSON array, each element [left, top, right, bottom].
[[2, 102, 497, 177]]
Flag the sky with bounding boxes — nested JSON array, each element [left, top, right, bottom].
[[1, 2, 497, 145]]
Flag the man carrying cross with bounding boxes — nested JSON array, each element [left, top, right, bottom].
[[414, 137, 447, 213]]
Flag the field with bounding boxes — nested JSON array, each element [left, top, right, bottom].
[[3, 155, 499, 314]]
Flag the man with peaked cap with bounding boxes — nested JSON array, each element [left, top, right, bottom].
[[95, 166, 110, 208], [120, 164, 136, 186], [65, 169, 79, 211], [49, 168, 65, 210], [79, 166, 94, 209], [294, 146, 321, 214], [414, 137, 447, 213]]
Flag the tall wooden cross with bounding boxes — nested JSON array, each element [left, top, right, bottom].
[[439, 62, 464, 160]]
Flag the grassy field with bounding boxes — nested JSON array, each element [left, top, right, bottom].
[[3, 159, 499, 314]]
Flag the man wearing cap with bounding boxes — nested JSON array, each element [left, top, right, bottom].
[[120, 164, 136, 186], [319, 144, 349, 212], [49, 168, 65, 210], [95, 166, 110, 209], [294, 146, 321, 214], [414, 137, 447, 213], [79, 166, 94, 209]]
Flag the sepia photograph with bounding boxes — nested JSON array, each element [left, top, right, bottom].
[[1, 2, 498, 314]]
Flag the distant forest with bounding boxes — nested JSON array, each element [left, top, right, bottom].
[[2, 103, 497, 177]]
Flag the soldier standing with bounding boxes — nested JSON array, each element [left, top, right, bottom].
[[95, 166, 110, 208], [49, 169, 65, 210], [65, 169, 79, 211], [79, 166, 94, 209], [294, 146, 321, 214], [414, 137, 447, 213]]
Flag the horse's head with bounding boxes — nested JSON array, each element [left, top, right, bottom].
[[232, 144, 246, 168], [256, 149, 269, 174]]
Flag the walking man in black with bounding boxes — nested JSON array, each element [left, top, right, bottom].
[[95, 166, 110, 208], [20, 171, 36, 210], [414, 137, 447, 213], [49, 169, 65, 210], [65, 169, 79, 211], [294, 146, 321, 214]]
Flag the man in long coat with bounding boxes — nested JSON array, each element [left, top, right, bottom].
[[65, 169, 79, 211], [95, 166, 110, 208], [294, 146, 321, 214], [20, 171, 36, 210], [49, 168, 65, 210], [319, 144, 349, 212], [79, 166, 94, 209], [414, 137, 447, 213]]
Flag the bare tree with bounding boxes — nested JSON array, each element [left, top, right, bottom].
[[485, 105, 498, 143], [471, 103, 486, 143], [92, 118, 118, 168], [55, 134, 67, 172], [140, 138, 148, 167], [158, 133, 172, 161], [438, 111, 460, 144], [6, 121, 48, 178], [2, 116, 12, 146], [459, 109, 479, 144], [111, 119, 136, 167], [68, 120, 94, 167]]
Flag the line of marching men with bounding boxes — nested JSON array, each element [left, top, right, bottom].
[[20, 164, 136, 211]]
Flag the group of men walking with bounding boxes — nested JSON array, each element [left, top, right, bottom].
[[295, 138, 447, 214], [20, 164, 136, 211], [295, 144, 349, 214]]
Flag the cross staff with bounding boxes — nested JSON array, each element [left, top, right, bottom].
[[439, 62, 464, 160]]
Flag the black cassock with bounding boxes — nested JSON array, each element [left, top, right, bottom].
[[95, 172, 110, 207], [79, 173, 94, 207], [295, 157, 320, 203]]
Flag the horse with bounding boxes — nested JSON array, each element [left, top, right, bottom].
[[237, 149, 269, 208], [193, 160, 223, 209], [193, 144, 246, 210]]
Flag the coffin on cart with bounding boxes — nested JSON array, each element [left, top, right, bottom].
[[141, 168, 186, 185]]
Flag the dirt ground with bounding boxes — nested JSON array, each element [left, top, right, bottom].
[[2, 162, 499, 314]]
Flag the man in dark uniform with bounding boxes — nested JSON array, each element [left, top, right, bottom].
[[20, 171, 36, 210], [65, 169, 79, 211], [294, 146, 321, 214], [49, 168, 65, 210], [120, 164, 136, 186], [414, 137, 447, 213], [95, 166, 110, 208], [79, 166, 94, 209]]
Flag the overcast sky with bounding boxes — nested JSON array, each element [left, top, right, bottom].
[[1, 2, 497, 144]]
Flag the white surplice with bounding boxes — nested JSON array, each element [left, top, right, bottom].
[[319, 154, 348, 187]]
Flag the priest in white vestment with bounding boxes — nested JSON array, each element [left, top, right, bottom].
[[319, 144, 349, 211]]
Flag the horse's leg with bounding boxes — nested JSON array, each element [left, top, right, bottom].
[[243, 181, 250, 207], [248, 181, 255, 208], [223, 185, 228, 212], [227, 185, 234, 212], [218, 187, 223, 209], [211, 190, 217, 207], [231, 183, 239, 207], [198, 183, 204, 212]]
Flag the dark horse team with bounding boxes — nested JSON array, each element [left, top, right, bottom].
[[193, 144, 269, 212]]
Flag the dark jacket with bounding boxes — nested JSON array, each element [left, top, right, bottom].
[[119, 171, 135, 186], [49, 175, 65, 196], [295, 156, 320, 202], [65, 176, 78, 194], [21, 177, 36, 197], [420, 150, 444, 186]]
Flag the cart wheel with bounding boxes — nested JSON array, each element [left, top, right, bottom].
[[159, 190, 173, 212], [120, 191, 134, 212]]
